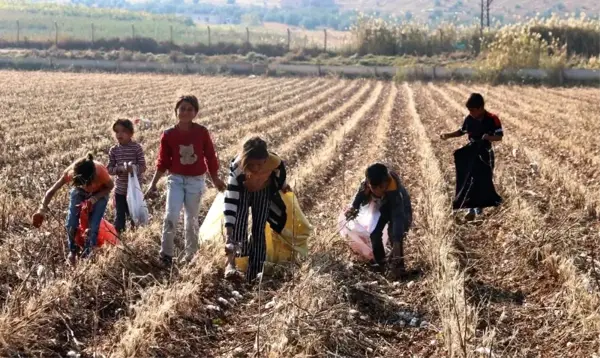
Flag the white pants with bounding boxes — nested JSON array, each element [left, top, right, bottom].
[[160, 174, 206, 261]]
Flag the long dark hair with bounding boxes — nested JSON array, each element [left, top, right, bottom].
[[71, 152, 96, 187], [240, 136, 269, 172]]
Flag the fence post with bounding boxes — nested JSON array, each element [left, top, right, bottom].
[[170, 25, 173, 44], [207, 26, 211, 47], [323, 29, 327, 52], [132, 24, 135, 39], [16, 20, 20, 44], [54, 22, 58, 47], [91, 23, 95, 46], [287, 28, 291, 52], [246, 27, 250, 45]]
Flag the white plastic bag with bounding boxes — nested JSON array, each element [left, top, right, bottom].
[[127, 170, 149, 226], [199, 193, 226, 242], [338, 201, 389, 261]]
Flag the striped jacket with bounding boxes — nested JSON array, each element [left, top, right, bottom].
[[107, 141, 146, 195], [224, 153, 287, 233]]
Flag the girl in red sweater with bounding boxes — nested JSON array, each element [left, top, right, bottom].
[[146, 95, 226, 266]]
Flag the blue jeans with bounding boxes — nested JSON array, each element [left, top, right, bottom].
[[468, 208, 483, 215], [160, 175, 206, 261], [66, 188, 109, 255]]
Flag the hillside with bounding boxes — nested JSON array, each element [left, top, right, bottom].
[[202, 0, 599, 22]]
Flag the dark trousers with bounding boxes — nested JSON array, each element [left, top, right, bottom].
[[370, 208, 410, 265], [114, 193, 132, 233]]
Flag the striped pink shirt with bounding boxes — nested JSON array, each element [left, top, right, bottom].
[[107, 141, 147, 195]]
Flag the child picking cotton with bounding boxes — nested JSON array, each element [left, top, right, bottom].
[[345, 163, 412, 278], [33, 153, 114, 265], [223, 136, 291, 282]]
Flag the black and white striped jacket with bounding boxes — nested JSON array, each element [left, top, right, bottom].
[[224, 153, 287, 233]]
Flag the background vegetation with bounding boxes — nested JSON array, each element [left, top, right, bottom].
[[0, 1, 599, 70]]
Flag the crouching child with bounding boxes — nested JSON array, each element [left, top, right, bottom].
[[345, 163, 412, 278], [33, 153, 114, 265]]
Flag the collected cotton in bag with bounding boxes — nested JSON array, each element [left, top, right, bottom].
[[338, 201, 389, 261], [127, 170, 149, 226]]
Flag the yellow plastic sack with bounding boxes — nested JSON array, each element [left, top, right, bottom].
[[265, 191, 311, 264], [198, 192, 311, 272]]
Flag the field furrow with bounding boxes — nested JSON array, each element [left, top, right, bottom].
[[209, 83, 398, 356], [2, 71, 599, 358], [401, 83, 476, 357], [475, 85, 600, 133], [426, 83, 600, 356], [92, 80, 381, 357], [3, 76, 297, 140]]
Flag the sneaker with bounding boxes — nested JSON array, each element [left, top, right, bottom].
[[160, 254, 173, 267], [370, 261, 386, 274], [67, 252, 77, 266], [224, 262, 238, 279], [224, 244, 238, 279], [464, 209, 476, 222], [80, 248, 94, 260], [390, 263, 408, 280], [180, 254, 197, 266]]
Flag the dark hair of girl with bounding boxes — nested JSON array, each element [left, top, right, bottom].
[[72, 152, 96, 187], [112, 118, 134, 134], [175, 95, 200, 116], [240, 136, 269, 172]]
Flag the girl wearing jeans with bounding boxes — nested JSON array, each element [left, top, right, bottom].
[[33, 153, 114, 265], [224, 137, 289, 282], [146, 95, 226, 266]]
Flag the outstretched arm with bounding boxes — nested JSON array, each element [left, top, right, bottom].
[[440, 130, 464, 140], [40, 176, 67, 211]]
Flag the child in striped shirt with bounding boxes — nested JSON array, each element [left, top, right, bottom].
[[107, 119, 147, 233]]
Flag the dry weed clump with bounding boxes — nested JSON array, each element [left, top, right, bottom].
[[0, 232, 159, 357], [263, 248, 431, 358], [264, 258, 357, 356], [102, 245, 223, 358], [480, 24, 567, 72]]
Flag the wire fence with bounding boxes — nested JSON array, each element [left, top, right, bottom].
[[3, 19, 353, 52]]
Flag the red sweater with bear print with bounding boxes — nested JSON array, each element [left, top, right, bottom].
[[156, 123, 219, 176]]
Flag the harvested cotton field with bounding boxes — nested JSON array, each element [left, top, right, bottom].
[[0, 71, 598, 358]]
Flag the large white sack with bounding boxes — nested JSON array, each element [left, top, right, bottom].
[[338, 201, 390, 261]]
